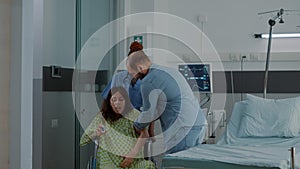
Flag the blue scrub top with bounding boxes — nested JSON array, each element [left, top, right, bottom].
[[133, 64, 207, 149]]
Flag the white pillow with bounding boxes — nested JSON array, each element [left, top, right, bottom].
[[217, 101, 246, 144], [237, 94, 300, 138]]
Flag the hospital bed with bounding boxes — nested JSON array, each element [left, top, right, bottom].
[[162, 94, 300, 169]]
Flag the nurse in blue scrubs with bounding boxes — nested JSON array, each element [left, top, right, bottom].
[[126, 50, 207, 154]]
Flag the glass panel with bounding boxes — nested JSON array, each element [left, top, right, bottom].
[[75, 0, 117, 169]]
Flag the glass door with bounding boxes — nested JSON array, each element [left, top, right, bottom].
[[75, 0, 119, 168]]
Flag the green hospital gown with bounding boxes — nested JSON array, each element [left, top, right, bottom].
[[80, 109, 155, 169]]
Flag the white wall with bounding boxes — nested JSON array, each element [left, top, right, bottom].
[[165, 0, 300, 53], [0, 0, 11, 168], [125, 0, 300, 71], [166, 0, 300, 71]]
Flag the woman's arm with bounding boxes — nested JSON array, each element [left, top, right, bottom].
[[130, 128, 149, 157], [80, 113, 105, 146], [120, 129, 149, 168]]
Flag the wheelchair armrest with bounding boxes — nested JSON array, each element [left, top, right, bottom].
[[144, 138, 154, 160]]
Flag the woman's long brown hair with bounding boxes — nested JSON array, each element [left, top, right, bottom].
[[101, 87, 133, 122]]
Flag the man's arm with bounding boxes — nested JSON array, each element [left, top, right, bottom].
[[134, 83, 163, 131]]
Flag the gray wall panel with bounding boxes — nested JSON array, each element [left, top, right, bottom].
[[33, 79, 43, 169], [42, 92, 75, 169]]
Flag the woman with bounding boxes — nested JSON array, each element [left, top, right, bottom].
[[80, 87, 155, 169]]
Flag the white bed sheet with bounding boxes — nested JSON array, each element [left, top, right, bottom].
[[166, 144, 300, 169]]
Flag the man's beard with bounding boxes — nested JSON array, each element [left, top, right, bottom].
[[131, 72, 147, 87], [136, 72, 147, 80]]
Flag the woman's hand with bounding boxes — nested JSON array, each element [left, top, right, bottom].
[[92, 124, 105, 139], [120, 152, 135, 168]]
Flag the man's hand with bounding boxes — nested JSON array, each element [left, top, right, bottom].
[[148, 122, 156, 142]]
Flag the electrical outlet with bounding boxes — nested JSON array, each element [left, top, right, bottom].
[[51, 119, 58, 128], [229, 53, 238, 61], [197, 15, 208, 22], [250, 53, 259, 61]]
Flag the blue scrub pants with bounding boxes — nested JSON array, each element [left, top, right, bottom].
[[166, 125, 207, 154]]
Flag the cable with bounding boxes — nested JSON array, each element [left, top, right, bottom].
[[230, 71, 235, 104], [200, 93, 210, 107], [240, 56, 246, 100]]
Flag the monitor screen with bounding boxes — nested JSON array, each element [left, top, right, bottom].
[[178, 63, 213, 93]]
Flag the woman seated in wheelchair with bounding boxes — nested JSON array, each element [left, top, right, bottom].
[[80, 86, 155, 169]]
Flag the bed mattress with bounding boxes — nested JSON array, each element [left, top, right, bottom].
[[163, 144, 299, 169]]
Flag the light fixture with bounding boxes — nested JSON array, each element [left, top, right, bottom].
[[255, 33, 300, 39]]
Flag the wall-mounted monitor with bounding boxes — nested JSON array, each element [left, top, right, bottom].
[[178, 63, 213, 93]]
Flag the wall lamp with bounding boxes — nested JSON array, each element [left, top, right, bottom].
[[254, 33, 300, 39]]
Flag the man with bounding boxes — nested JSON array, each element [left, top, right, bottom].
[[126, 50, 207, 154]]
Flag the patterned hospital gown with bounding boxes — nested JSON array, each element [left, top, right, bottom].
[[80, 109, 155, 169]]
